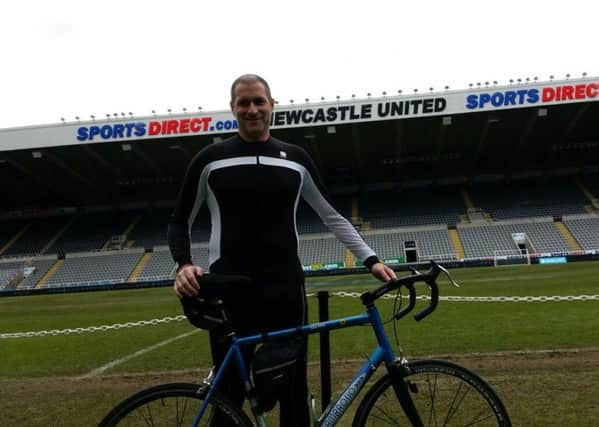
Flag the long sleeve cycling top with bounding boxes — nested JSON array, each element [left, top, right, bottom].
[[168, 135, 379, 280]]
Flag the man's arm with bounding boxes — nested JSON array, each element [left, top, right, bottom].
[[168, 151, 209, 296], [296, 147, 396, 282]]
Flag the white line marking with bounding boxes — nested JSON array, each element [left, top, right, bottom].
[[80, 329, 201, 378]]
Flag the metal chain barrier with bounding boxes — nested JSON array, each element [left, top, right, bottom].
[[3, 293, 599, 339], [308, 291, 599, 302], [0, 315, 187, 339]]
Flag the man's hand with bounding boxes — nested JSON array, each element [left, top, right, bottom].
[[173, 264, 204, 298], [370, 262, 397, 282]]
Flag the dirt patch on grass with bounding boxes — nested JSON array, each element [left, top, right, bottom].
[[2, 348, 599, 426]]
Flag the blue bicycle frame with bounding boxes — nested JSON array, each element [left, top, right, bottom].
[[191, 303, 398, 427]]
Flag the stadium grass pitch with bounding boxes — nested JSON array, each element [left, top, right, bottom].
[[1, 261, 599, 425]]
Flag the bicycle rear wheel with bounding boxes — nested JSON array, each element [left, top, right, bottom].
[[98, 382, 253, 427], [353, 360, 510, 426]]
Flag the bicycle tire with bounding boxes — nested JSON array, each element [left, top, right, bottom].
[[98, 382, 253, 427], [352, 359, 511, 426]]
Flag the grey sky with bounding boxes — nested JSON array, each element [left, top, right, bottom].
[[1, 0, 597, 129]]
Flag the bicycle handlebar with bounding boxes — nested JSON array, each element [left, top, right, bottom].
[[360, 261, 458, 322]]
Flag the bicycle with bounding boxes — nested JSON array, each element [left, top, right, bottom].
[[99, 261, 511, 426]]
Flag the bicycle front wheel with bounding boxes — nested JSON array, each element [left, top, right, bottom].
[[353, 360, 510, 426], [98, 382, 253, 427]]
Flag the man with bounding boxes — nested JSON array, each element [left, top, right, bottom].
[[168, 74, 396, 426]]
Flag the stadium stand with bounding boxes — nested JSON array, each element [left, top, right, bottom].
[[298, 235, 346, 265], [363, 226, 456, 262], [358, 186, 464, 228], [468, 177, 587, 220], [17, 257, 57, 289], [458, 218, 570, 259], [40, 250, 144, 288], [46, 211, 139, 254], [563, 214, 599, 251], [126, 207, 172, 249], [3, 175, 599, 291], [1, 215, 72, 256], [0, 218, 30, 254], [133, 248, 174, 282]]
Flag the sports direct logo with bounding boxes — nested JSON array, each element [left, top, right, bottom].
[[76, 117, 238, 141], [465, 82, 599, 110]]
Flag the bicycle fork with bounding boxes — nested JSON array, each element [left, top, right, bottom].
[[387, 361, 424, 427]]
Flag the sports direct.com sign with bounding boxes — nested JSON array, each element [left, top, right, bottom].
[[1, 78, 598, 151]]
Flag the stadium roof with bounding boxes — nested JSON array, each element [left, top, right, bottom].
[[1, 77, 599, 212]]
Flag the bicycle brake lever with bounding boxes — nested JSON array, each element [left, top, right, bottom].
[[436, 263, 460, 288], [408, 266, 421, 275]]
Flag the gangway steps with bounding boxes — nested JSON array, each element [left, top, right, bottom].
[[36, 259, 63, 288], [448, 228, 466, 260], [554, 221, 582, 251], [128, 252, 153, 282]]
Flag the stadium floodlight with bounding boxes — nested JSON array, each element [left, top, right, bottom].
[[305, 98, 310, 103], [582, 72, 587, 78], [397, 89, 402, 94], [167, 108, 172, 114], [290, 99, 294, 103], [444, 86, 449, 90], [493, 81, 498, 85], [565, 73, 570, 79], [549, 75, 554, 80], [413, 89, 418, 93], [468, 83, 473, 87], [367, 92, 371, 97], [198, 106, 202, 111], [213, 136, 223, 143], [382, 91, 387, 96], [75, 116, 80, 121], [128, 112, 133, 117], [121, 144, 132, 152], [106, 114, 111, 119], [182, 107, 187, 112], [538, 108, 548, 117], [336, 95, 340, 100], [32, 151, 42, 159], [442, 116, 452, 126], [320, 96, 325, 101], [485, 81, 489, 86], [151, 110, 156, 115], [509, 79, 514, 84], [60, 117, 65, 123], [327, 126, 336, 134], [429, 87, 433, 92], [113, 113, 119, 118]]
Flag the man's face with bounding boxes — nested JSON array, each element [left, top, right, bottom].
[[230, 81, 274, 142]]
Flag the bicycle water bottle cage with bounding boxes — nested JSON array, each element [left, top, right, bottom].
[[179, 274, 252, 330]]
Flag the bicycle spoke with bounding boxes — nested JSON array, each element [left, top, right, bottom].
[[141, 401, 154, 426], [354, 361, 509, 427], [371, 390, 402, 425], [444, 380, 470, 424], [424, 372, 439, 427]]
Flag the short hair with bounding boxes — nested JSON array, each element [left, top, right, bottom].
[[230, 74, 273, 103]]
